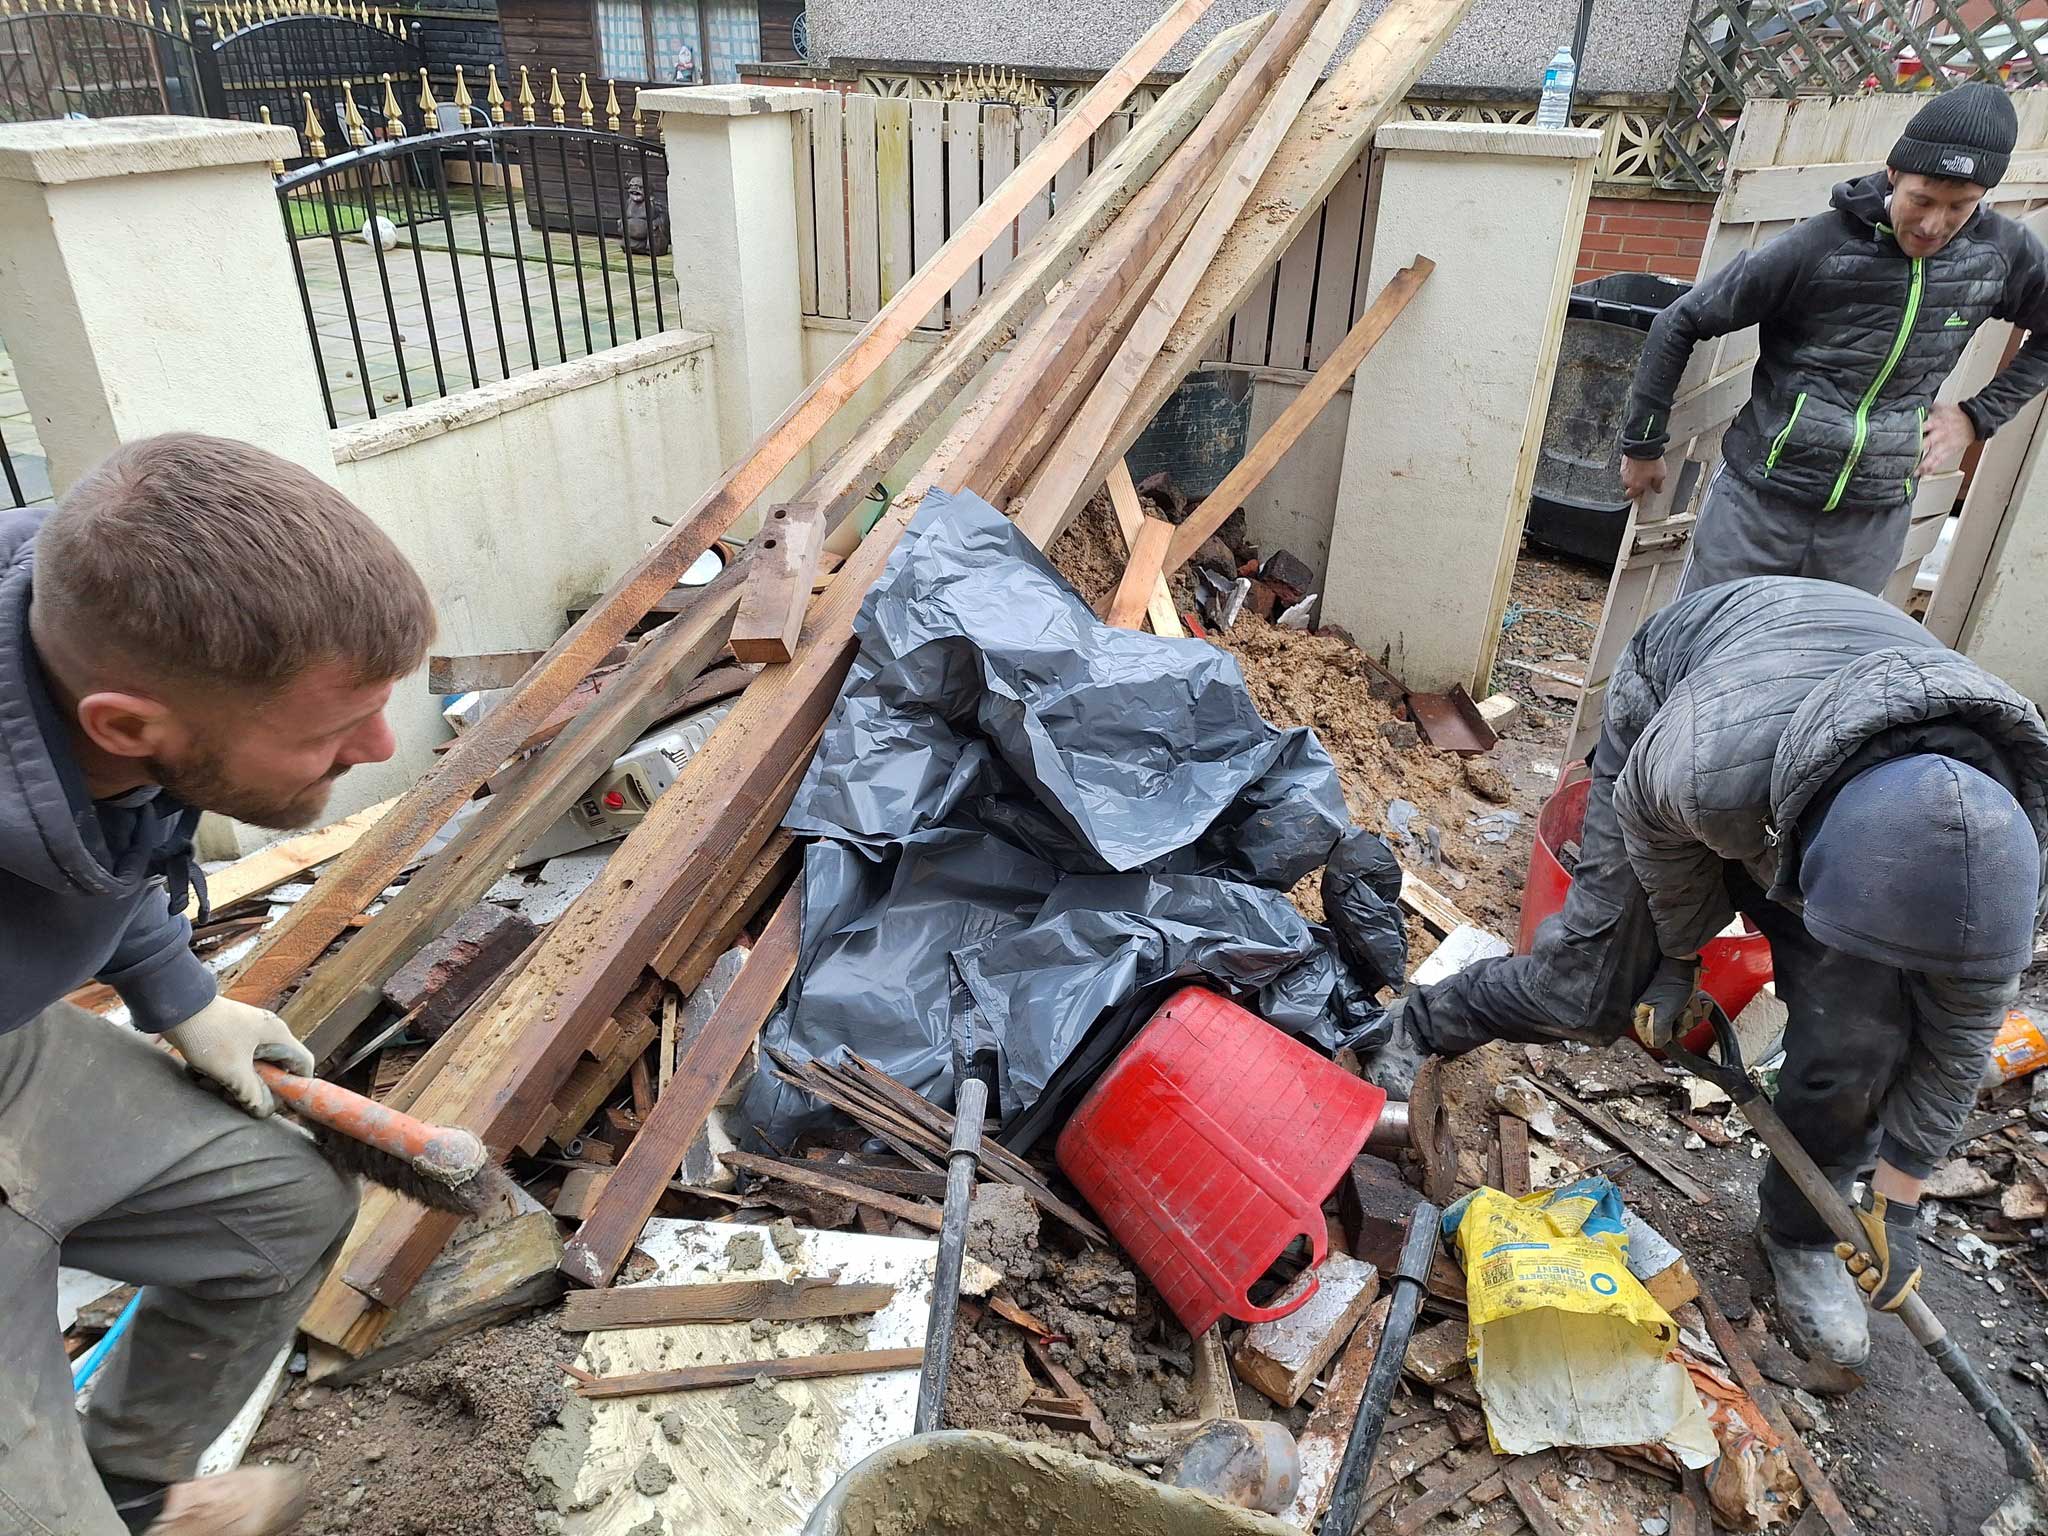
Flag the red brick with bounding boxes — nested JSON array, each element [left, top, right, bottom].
[[1629, 236, 1687, 256], [1578, 231, 1625, 253], [1603, 216, 1672, 237]]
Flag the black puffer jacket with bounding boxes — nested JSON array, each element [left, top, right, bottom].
[[1622, 171, 2048, 513], [1607, 577, 2048, 1168]]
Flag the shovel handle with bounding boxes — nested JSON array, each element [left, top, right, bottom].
[[1739, 1089, 2048, 1487]]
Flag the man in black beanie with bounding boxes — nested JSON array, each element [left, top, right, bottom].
[[1618, 82, 2048, 595], [1370, 577, 2048, 1370]]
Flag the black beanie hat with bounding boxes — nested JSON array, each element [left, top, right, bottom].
[[1889, 82, 2017, 188]]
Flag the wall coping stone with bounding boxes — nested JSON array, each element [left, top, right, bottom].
[[0, 116, 297, 185]]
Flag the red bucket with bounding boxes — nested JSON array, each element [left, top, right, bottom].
[[1056, 988, 1389, 1337], [1519, 773, 1773, 1053]]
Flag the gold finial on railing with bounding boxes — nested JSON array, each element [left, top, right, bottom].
[[340, 78, 367, 145], [301, 89, 327, 158], [517, 64, 534, 124], [604, 78, 620, 133], [485, 63, 506, 124], [453, 64, 473, 128], [258, 103, 286, 172], [158, 6, 174, 31], [630, 87, 642, 138], [417, 66, 438, 123], [547, 66, 565, 126], [576, 71, 593, 128], [380, 72, 403, 137], [178, 4, 190, 36]]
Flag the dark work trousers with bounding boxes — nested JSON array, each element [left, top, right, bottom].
[[1676, 466, 1914, 598], [1404, 724, 1662, 1055], [0, 1003, 357, 1536], [1405, 737, 1923, 1250]]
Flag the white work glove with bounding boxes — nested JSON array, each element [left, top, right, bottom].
[[165, 997, 316, 1118]]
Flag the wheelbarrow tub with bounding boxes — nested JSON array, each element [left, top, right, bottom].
[[801, 1430, 1301, 1536]]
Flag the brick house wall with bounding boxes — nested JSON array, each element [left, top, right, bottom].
[[406, 0, 505, 87], [1575, 193, 1714, 283]]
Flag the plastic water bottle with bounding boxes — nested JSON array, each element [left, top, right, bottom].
[[1536, 42, 1576, 127]]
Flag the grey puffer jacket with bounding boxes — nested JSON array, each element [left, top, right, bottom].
[[1608, 576, 2048, 1169], [1622, 171, 2048, 513], [0, 509, 217, 1035]]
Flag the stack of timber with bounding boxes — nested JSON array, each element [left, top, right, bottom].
[[227, 0, 1471, 1360]]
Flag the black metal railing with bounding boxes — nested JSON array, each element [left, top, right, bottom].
[[204, 4, 420, 143], [0, 0, 203, 121], [276, 120, 671, 426]]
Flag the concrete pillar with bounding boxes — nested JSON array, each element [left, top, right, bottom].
[[642, 84, 808, 493], [1322, 121, 1598, 695], [0, 116, 332, 496]]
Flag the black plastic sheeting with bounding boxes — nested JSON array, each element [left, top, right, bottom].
[[740, 489, 1394, 1153]]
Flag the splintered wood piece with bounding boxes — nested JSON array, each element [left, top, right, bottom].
[[730, 502, 823, 664], [1696, 1280, 1857, 1536], [987, 1294, 1058, 1339], [1393, 1446, 1501, 1535], [559, 890, 801, 1288], [1528, 1078, 1715, 1206], [1498, 1113, 1532, 1198], [1502, 1451, 1573, 1536], [569, 1347, 924, 1399], [191, 796, 400, 920], [719, 1152, 942, 1232], [1022, 1334, 1113, 1447], [556, 1279, 897, 1332], [1105, 513, 1175, 630]]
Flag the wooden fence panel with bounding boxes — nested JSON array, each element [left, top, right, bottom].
[[979, 104, 1019, 289], [909, 98, 946, 328], [875, 98, 913, 307], [945, 101, 980, 321], [810, 91, 848, 320], [845, 92, 881, 321], [800, 98, 1370, 370], [792, 106, 819, 316]]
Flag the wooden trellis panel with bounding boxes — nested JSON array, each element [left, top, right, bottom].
[[1661, 0, 2048, 192]]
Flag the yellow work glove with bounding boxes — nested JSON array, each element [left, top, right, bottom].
[[1631, 958, 1706, 1049], [1834, 1190, 1923, 1312]]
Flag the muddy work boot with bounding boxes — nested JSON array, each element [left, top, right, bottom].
[[1757, 1225, 1870, 1369], [140, 1467, 309, 1536], [1365, 995, 1433, 1099]]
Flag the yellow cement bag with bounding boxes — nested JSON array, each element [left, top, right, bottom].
[[1445, 1178, 1718, 1466]]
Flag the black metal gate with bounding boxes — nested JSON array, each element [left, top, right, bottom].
[[0, 0, 202, 121], [203, 2, 420, 142], [275, 118, 670, 426]]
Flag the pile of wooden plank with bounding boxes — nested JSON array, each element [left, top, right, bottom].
[[219, 0, 1474, 1362]]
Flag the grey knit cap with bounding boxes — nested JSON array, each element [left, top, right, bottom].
[[1889, 81, 2017, 188]]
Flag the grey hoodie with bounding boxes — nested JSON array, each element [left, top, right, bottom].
[[0, 509, 217, 1034]]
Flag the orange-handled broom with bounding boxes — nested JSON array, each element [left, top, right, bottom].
[[252, 1062, 503, 1215]]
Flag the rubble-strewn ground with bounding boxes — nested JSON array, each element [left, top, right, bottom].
[[227, 527, 2048, 1536], [246, 1318, 577, 1536]]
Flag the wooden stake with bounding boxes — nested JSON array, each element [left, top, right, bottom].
[[570, 1348, 924, 1399], [557, 1278, 897, 1332], [1160, 258, 1435, 575], [559, 890, 803, 1288], [718, 1151, 942, 1232], [1105, 462, 1184, 636], [1105, 514, 1175, 630]]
